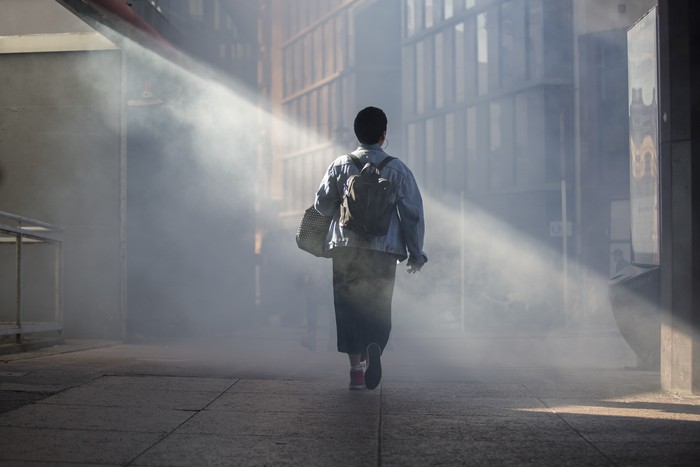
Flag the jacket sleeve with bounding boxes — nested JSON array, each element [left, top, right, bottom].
[[314, 163, 341, 217], [396, 168, 428, 268]]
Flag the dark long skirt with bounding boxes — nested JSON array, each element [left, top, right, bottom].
[[331, 248, 397, 355]]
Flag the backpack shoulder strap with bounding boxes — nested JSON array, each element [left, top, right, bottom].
[[377, 156, 396, 171], [347, 154, 363, 171]]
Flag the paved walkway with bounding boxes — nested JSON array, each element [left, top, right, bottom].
[[0, 328, 699, 466]]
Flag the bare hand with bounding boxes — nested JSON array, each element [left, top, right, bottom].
[[407, 265, 420, 274]]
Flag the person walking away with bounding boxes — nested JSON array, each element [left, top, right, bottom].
[[314, 106, 427, 390]]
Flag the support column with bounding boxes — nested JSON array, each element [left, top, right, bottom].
[[657, 0, 700, 394]]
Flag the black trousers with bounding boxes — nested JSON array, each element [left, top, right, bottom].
[[332, 248, 397, 355]]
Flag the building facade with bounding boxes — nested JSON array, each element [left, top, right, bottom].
[[257, 0, 661, 328]]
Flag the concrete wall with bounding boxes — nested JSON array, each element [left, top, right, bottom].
[[0, 50, 124, 339]]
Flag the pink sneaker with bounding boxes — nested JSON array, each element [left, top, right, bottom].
[[349, 368, 365, 390]]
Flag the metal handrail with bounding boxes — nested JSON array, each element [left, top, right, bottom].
[[0, 211, 63, 342]]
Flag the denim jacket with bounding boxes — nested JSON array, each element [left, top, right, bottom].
[[314, 143, 428, 268]]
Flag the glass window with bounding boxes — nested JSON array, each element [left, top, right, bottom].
[[528, 0, 544, 80], [320, 85, 329, 141], [426, 118, 435, 192], [300, 96, 308, 148], [324, 21, 334, 77], [309, 91, 318, 145], [435, 32, 444, 109], [335, 15, 345, 72], [443, 27, 455, 104], [407, 122, 417, 167], [314, 27, 323, 82], [416, 40, 426, 114], [501, 0, 527, 88], [445, 0, 454, 19], [303, 34, 313, 88], [445, 112, 459, 193], [425, 0, 434, 29], [515, 92, 532, 185], [405, 0, 417, 37], [466, 106, 478, 191], [465, 0, 475, 9], [477, 12, 488, 96], [402, 44, 416, 115], [446, 113, 455, 162], [347, 10, 355, 67], [424, 37, 435, 111], [454, 23, 465, 102], [516, 89, 544, 185], [283, 47, 292, 97], [294, 42, 303, 93], [490, 97, 514, 188]]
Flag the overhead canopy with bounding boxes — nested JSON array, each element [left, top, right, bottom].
[[0, 0, 116, 53]]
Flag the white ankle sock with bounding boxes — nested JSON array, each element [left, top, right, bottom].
[[351, 364, 363, 371]]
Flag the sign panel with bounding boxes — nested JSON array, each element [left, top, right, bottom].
[[627, 7, 659, 266]]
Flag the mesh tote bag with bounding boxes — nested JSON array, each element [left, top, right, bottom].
[[296, 205, 332, 258]]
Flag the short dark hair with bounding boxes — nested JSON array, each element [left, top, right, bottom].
[[353, 106, 387, 144]]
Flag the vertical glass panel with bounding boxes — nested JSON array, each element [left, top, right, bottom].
[[466, 106, 478, 191], [528, 0, 544, 80], [501, 0, 526, 88], [425, 37, 435, 111], [329, 81, 339, 142], [515, 92, 530, 185], [445, 0, 454, 19], [435, 31, 444, 109], [464, 17, 476, 98], [407, 122, 417, 167], [320, 85, 329, 141], [416, 40, 425, 114], [347, 10, 355, 67], [335, 14, 345, 72], [465, 0, 475, 9], [283, 47, 292, 97], [443, 27, 455, 104], [446, 113, 455, 162], [294, 42, 302, 93], [300, 96, 308, 148], [315, 27, 324, 82], [309, 91, 318, 145], [342, 74, 355, 135], [445, 113, 457, 193], [454, 23, 465, 102], [303, 34, 312, 88], [477, 12, 488, 96], [402, 44, 416, 115], [324, 21, 334, 77], [426, 118, 435, 191], [406, 0, 417, 37], [425, 0, 434, 29], [490, 101, 501, 188]]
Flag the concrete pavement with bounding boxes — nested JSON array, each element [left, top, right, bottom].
[[0, 327, 699, 466]]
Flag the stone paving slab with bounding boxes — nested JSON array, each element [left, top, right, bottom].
[[178, 409, 378, 439], [382, 412, 582, 443], [380, 439, 613, 466], [595, 441, 700, 466], [382, 394, 549, 417], [207, 391, 379, 414], [0, 403, 193, 432], [90, 375, 237, 393], [38, 386, 221, 410], [228, 378, 361, 395], [0, 426, 163, 465], [130, 432, 377, 467]]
